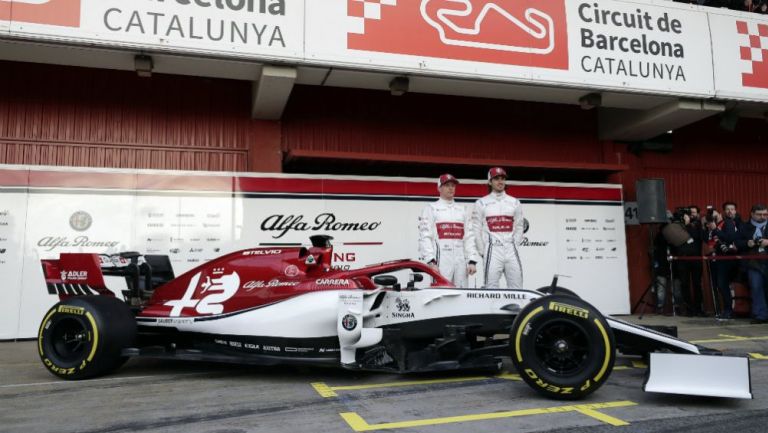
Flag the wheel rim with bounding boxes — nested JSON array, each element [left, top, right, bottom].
[[532, 319, 590, 376], [50, 318, 89, 363]]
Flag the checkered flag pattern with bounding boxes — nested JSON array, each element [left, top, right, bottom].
[[348, 0, 398, 35], [737, 20, 768, 89]]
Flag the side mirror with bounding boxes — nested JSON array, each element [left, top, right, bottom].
[[407, 273, 424, 289], [373, 275, 398, 287]]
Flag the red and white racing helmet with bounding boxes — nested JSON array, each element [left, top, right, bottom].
[[487, 167, 507, 180], [437, 173, 459, 190]]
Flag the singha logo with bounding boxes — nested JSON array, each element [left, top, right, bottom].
[[393, 297, 415, 319], [395, 297, 410, 312]]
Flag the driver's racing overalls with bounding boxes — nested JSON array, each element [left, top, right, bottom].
[[419, 199, 478, 287], [473, 191, 524, 289]]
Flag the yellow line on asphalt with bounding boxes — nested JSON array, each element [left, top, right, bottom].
[[690, 334, 768, 344], [339, 400, 637, 431], [575, 407, 630, 427], [749, 353, 768, 360], [311, 373, 522, 398], [311, 362, 651, 398]]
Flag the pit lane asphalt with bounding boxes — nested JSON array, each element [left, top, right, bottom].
[[1, 315, 767, 433]]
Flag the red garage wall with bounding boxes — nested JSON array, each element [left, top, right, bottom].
[[0, 61, 281, 172]]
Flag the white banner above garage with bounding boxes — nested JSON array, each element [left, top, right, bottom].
[[1, 0, 304, 60], [2, 0, 768, 103], [306, 0, 715, 97]]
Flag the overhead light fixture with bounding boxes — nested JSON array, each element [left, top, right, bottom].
[[134, 55, 153, 78], [719, 110, 739, 132], [389, 76, 409, 96], [578, 93, 602, 110]]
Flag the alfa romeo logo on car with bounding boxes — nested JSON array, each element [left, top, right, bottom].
[[341, 314, 357, 331], [69, 211, 93, 232]]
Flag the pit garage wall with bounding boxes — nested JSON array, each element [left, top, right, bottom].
[[2, 61, 768, 317], [0, 167, 627, 339]]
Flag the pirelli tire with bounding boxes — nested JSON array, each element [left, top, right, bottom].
[[511, 294, 615, 400], [38, 296, 136, 380]]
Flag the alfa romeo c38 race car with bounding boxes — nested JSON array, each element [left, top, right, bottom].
[[37, 236, 752, 400]]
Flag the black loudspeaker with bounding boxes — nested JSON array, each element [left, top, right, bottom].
[[636, 179, 667, 224]]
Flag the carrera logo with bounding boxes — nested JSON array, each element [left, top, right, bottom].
[[347, 0, 568, 69], [0, 0, 81, 28], [737, 20, 768, 89]]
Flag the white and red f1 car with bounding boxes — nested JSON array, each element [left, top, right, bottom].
[[38, 236, 752, 400]]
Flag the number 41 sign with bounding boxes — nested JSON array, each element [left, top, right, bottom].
[[624, 202, 639, 226]]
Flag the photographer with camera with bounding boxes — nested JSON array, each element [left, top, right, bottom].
[[704, 202, 741, 319], [663, 207, 705, 316], [734, 204, 768, 324]]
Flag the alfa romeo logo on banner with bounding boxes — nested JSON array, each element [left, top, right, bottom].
[[347, 0, 569, 69], [0, 0, 81, 27], [69, 211, 92, 232]]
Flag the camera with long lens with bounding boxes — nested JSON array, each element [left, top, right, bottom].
[[671, 206, 691, 223], [704, 205, 717, 224]]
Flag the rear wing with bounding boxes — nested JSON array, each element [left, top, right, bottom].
[[42, 253, 175, 302], [42, 253, 113, 299]]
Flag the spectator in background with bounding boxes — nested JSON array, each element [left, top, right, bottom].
[[704, 202, 741, 319], [734, 204, 768, 324], [663, 209, 703, 316], [685, 205, 706, 315], [674, 0, 768, 13], [653, 222, 674, 314]]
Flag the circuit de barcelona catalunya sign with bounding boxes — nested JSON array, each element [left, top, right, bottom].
[[3, 1, 768, 103], [1, 0, 301, 58]]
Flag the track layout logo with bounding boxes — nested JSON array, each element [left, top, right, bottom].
[[737, 20, 768, 89], [0, 0, 81, 28], [347, 0, 568, 69]]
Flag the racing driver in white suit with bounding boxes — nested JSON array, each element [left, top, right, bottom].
[[419, 174, 478, 287], [473, 167, 524, 290]]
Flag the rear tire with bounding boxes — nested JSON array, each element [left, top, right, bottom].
[[510, 294, 615, 400], [38, 296, 136, 380]]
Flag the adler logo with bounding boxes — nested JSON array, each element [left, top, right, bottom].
[[60, 270, 87, 281], [0, 0, 81, 28], [347, 0, 568, 69]]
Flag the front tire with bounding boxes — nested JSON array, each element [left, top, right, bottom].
[[510, 294, 615, 400], [38, 296, 136, 380]]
